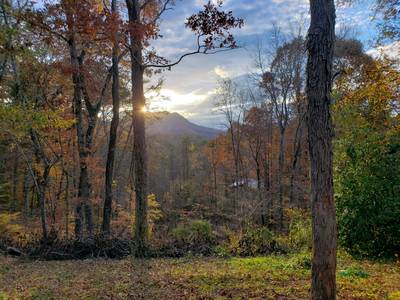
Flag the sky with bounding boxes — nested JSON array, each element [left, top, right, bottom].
[[146, 0, 379, 128]]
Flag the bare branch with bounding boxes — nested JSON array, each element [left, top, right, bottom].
[[144, 45, 238, 69]]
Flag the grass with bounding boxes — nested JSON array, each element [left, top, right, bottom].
[[0, 251, 399, 299]]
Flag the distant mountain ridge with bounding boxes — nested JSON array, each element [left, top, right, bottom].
[[147, 112, 222, 139]]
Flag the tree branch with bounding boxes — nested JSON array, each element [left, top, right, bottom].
[[144, 46, 236, 69]]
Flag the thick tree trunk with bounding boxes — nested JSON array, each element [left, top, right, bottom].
[[74, 202, 84, 237], [306, 0, 336, 298], [74, 97, 94, 237], [102, 0, 120, 235], [65, 10, 94, 238], [126, 0, 148, 257]]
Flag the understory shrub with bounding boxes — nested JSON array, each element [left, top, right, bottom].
[[335, 124, 400, 258], [276, 209, 312, 252], [0, 213, 23, 242], [160, 220, 216, 256], [172, 220, 215, 245], [227, 227, 277, 256], [333, 89, 400, 258], [219, 210, 311, 257]]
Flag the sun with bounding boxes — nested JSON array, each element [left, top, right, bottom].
[[141, 106, 148, 113]]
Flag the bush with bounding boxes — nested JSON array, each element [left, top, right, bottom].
[[335, 127, 400, 257], [333, 86, 400, 258], [155, 220, 216, 257], [228, 227, 276, 256], [276, 209, 311, 252], [0, 213, 22, 238], [172, 220, 215, 246], [213, 245, 231, 258], [222, 211, 311, 257]]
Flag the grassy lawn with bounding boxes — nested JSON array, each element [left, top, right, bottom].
[[0, 252, 399, 299]]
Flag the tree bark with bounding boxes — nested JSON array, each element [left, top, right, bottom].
[[102, 0, 120, 235], [23, 167, 31, 220], [71, 55, 94, 238], [276, 127, 285, 231], [64, 169, 70, 239], [11, 150, 19, 211], [290, 57, 306, 207], [306, 0, 337, 297], [289, 114, 305, 206], [65, 6, 94, 238], [229, 122, 240, 213], [262, 110, 272, 225], [30, 129, 49, 240], [213, 163, 217, 203], [126, 0, 148, 257]]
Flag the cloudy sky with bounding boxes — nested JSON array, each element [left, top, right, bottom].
[[146, 0, 378, 128]]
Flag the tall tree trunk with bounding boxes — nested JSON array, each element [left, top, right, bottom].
[[262, 158, 270, 226], [36, 186, 48, 239], [11, 150, 19, 212], [81, 112, 97, 236], [65, 8, 94, 238], [23, 167, 31, 220], [39, 166, 50, 240], [213, 164, 217, 203], [126, 0, 148, 257], [64, 169, 70, 239], [229, 123, 239, 213], [102, 0, 120, 235], [255, 159, 261, 190], [262, 108, 273, 225], [71, 68, 94, 238], [30, 129, 49, 240], [255, 158, 264, 224], [276, 127, 285, 231], [306, 0, 336, 297], [289, 115, 305, 206]]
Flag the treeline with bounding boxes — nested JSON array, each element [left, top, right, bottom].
[[146, 35, 400, 258], [0, 0, 399, 265], [0, 0, 243, 257]]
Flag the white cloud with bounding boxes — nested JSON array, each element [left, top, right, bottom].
[[147, 88, 207, 113], [143, 0, 380, 126], [367, 41, 400, 60], [214, 66, 230, 78]]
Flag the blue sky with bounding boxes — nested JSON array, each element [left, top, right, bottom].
[[146, 0, 379, 128], [35, 0, 381, 127]]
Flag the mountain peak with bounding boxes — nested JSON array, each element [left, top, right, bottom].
[[147, 112, 221, 139]]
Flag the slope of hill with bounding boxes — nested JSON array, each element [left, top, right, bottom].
[[147, 112, 222, 139]]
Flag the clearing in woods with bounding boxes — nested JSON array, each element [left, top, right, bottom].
[[0, 251, 399, 299]]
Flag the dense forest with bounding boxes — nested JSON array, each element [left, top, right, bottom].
[[0, 0, 399, 299]]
